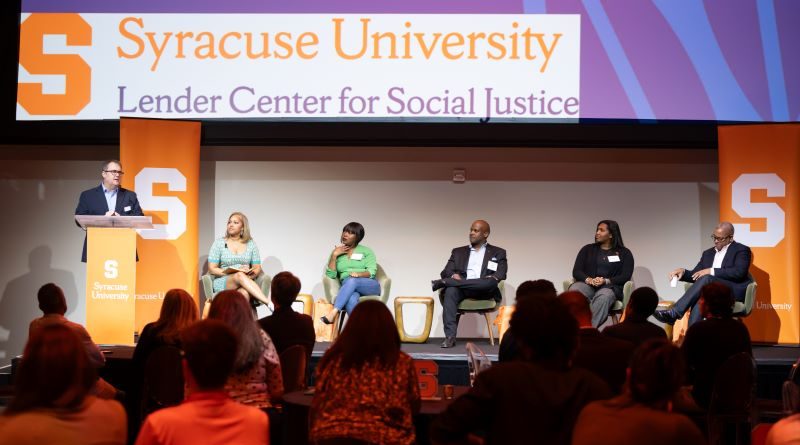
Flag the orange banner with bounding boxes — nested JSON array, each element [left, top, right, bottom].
[[718, 124, 800, 344], [85, 228, 136, 344], [120, 118, 201, 333]]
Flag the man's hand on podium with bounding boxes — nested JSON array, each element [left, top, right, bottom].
[[104, 210, 120, 216]]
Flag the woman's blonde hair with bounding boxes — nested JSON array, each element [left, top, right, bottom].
[[224, 212, 252, 243]]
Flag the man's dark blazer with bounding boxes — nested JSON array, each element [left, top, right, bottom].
[[440, 243, 507, 301], [75, 185, 144, 262], [680, 240, 752, 300]]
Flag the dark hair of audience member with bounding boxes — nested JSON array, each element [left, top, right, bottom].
[[559, 291, 592, 326], [597, 219, 625, 249], [37, 282, 67, 315], [515, 279, 557, 302], [627, 338, 685, 406], [342, 221, 365, 244], [271, 271, 302, 308], [208, 290, 264, 373], [150, 288, 199, 344], [318, 300, 400, 370], [626, 287, 659, 321], [510, 296, 578, 367], [700, 282, 735, 318], [6, 324, 97, 415], [180, 319, 238, 389]]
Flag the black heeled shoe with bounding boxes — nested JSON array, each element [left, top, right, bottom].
[[320, 315, 334, 325]]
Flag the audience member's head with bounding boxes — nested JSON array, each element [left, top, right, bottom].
[[515, 279, 557, 302], [559, 291, 592, 328], [627, 338, 685, 407], [271, 271, 302, 309], [37, 283, 67, 315], [153, 288, 199, 342], [320, 300, 400, 371], [6, 324, 96, 415], [208, 290, 264, 372], [180, 319, 238, 391], [625, 287, 659, 322], [510, 296, 578, 368], [699, 282, 735, 318]]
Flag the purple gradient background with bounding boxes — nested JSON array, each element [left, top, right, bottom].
[[21, 0, 800, 121]]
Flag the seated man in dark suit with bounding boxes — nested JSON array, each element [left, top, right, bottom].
[[561, 291, 635, 394], [432, 220, 507, 348], [75, 159, 144, 262], [682, 282, 752, 409], [258, 271, 315, 359], [430, 295, 611, 445], [602, 286, 666, 346], [654, 221, 752, 326]]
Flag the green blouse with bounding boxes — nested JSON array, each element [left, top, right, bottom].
[[325, 244, 377, 281]]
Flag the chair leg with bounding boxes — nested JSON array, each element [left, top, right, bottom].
[[484, 313, 495, 346]]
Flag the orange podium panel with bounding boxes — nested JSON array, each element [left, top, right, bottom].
[[85, 227, 137, 345]]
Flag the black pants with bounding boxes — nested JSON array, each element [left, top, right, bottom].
[[441, 278, 498, 338]]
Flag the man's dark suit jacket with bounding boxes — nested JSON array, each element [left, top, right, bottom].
[[573, 328, 635, 394], [680, 240, 752, 300], [75, 185, 144, 262], [258, 307, 316, 360], [439, 243, 507, 301]]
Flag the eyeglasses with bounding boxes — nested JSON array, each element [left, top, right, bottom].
[[103, 170, 124, 175], [710, 235, 731, 242]]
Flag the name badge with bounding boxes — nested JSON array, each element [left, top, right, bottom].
[[487, 261, 498, 271], [351, 253, 364, 260], [124, 205, 131, 212], [608, 255, 620, 262]]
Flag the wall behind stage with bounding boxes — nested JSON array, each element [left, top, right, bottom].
[[0, 147, 718, 367]]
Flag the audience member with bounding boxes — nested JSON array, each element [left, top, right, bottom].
[[28, 282, 118, 400], [258, 271, 315, 359], [498, 279, 557, 362], [431, 296, 611, 445], [129, 289, 198, 424], [0, 324, 127, 445], [766, 413, 800, 445], [561, 291, 635, 393], [602, 287, 667, 346], [134, 320, 269, 445], [208, 290, 283, 408], [682, 282, 752, 409], [310, 300, 420, 445], [572, 339, 706, 445]]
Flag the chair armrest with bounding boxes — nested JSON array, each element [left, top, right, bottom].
[[256, 274, 272, 299], [201, 274, 215, 300], [563, 279, 574, 292], [322, 275, 340, 304], [378, 277, 392, 304]]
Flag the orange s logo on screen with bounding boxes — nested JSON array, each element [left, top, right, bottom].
[[18, 13, 91, 115], [414, 359, 439, 398]]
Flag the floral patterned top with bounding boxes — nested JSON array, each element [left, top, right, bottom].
[[309, 352, 420, 445], [208, 238, 262, 293], [224, 330, 283, 408]]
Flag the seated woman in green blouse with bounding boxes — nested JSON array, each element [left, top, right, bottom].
[[206, 212, 270, 315], [320, 222, 380, 324]]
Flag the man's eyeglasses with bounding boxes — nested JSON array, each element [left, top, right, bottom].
[[710, 235, 731, 242], [104, 170, 124, 175]]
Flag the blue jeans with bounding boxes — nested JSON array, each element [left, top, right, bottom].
[[334, 277, 381, 314]]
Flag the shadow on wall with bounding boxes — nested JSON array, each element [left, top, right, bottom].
[[632, 267, 656, 293], [0, 246, 78, 365]]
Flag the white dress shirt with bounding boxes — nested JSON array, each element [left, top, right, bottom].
[[710, 242, 730, 276], [466, 243, 487, 279]]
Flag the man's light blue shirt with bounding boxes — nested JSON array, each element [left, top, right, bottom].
[[102, 184, 118, 213]]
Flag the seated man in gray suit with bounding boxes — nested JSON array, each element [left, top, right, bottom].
[[432, 220, 507, 348], [654, 221, 752, 326]]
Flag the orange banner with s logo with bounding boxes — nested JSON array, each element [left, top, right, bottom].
[[121, 118, 201, 333], [718, 124, 800, 345]]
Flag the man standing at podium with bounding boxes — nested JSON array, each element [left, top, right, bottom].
[[75, 160, 143, 262]]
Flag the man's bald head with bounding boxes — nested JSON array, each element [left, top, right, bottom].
[[717, 222, 734, 236], [469, 220, 491, 247]]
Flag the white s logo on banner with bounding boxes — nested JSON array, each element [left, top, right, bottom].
[[731, 173, 786, 248], [135, 167, 187, 240], [104, 260, 119, 279]]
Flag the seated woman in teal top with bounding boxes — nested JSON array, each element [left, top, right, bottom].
[[207, 212, 270, 312], [321, 222, 380, 324]]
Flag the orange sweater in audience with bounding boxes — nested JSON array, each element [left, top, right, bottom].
[[310, 352, 420, 445], [135, 391, 268, 445]]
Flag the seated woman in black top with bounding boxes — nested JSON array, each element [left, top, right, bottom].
[[569, 220, 634, 327]]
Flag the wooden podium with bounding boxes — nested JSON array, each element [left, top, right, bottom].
[[76, 215, 153, 345]]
